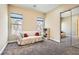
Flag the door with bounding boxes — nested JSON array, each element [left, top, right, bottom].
[[71, 7, 79, 48], [60, 10, 72, 47]]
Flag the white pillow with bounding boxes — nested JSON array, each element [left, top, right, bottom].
[[16, 32, 22, 39]]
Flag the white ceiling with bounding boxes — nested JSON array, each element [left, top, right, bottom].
[[12, 4, 60, 13]]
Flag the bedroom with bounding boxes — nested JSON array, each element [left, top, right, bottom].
[[0, 4, 79, 55]]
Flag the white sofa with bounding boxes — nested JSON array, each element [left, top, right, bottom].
[[16, 31, 43, 45]]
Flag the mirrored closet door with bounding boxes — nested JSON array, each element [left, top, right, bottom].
[[72, 7, 79, 48], [60, 6, 79, 48], [60, 10, 72, 46]]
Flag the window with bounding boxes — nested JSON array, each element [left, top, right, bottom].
[[10, 13, 23, 34], [36, 17, 45, 35]]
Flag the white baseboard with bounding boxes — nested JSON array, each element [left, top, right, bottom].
[[0, 40, 17, 54], [50, 37, 60, 43], [0, 41, 8, 55], [8, 40, 17, 43], [50, 37, 53, 40]]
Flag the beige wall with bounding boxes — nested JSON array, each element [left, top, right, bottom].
[[0, 4, 8, 54], [8, 5, 45, 42], [8, 5, 45, 31], [8, 4, 79, 42], [45, 4, 79, 42]]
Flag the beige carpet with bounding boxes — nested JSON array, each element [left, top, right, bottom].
[[2, 39, 79, 55]]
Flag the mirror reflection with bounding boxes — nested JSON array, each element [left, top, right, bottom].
[[60, 7, 79, 48]]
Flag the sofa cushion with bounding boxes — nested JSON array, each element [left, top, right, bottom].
[[24, 33, 28, 37], [23, 36, 42, 40], [23, 31, 41, 36], [35, 32, 39, 36], [20, 33, 24, 38], [16, 32, 22, 39]]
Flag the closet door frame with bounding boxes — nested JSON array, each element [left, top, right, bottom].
[[60, 5, 79, 46]]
